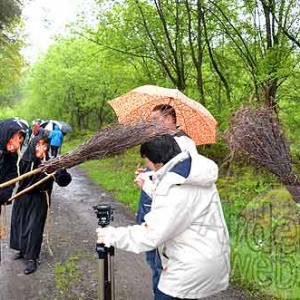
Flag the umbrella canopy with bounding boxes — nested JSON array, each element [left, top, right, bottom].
[[108, 85, 217, 145], [40, 120, 72, 135], [12, 117, 29, 130]]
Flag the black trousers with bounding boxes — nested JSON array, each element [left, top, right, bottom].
[[51, 146, 59, 157]]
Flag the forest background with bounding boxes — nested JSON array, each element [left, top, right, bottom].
[[1, 0, 300, 299]]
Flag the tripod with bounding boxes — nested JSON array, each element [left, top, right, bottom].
[[94, 204, 115, 300], [96, 243, 115, 300]]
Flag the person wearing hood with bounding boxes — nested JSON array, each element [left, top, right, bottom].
[[49, 125, 64, 158], [97, 135, 230, 300], [0, 118, 26, 213], [10, 135, 72, 275]]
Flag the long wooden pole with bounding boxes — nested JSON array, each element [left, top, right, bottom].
[[8, 172, 55, 202], [0, 168, 41, 189]]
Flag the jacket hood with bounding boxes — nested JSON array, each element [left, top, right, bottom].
[[22, 136, 49, 162], [0, 118, 25, 151], [154, 151, 218, 195]]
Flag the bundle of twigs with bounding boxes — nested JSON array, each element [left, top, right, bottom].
[[224, 107, 300, 203], [0, 120, 175, 193]]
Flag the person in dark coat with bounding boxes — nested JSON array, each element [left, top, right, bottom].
[[10, 135, 72, 274], [0, 118, 26, 213]]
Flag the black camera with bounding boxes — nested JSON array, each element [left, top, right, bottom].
[[93, 204, 114, 227]]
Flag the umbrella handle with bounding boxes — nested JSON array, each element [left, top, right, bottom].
[[0, 169, 41, 189], [8, 172, 55, 202]]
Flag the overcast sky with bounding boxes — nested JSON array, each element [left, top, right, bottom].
[[21, 0, 98, 63]]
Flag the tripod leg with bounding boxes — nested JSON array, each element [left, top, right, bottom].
[[98, 259, 105, 300], [96, 244, 111, 300], [109, 254, 115, 300], [104, 253, 111, 300], [0, 237, 2, 265], [0, 209, 2, 265]]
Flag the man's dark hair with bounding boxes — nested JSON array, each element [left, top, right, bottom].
[[152, 104, 177, 124], [140, 135, 181, 165]]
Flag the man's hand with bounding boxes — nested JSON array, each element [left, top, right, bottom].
[[134, 175, 145, 189], [96, 227, 115, 246], [134, 167, 147, 189], [134, 167, 146, 178]]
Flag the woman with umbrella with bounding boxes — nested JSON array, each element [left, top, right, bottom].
[[10, 134, 72, 274], [109, 85, 217, 293]]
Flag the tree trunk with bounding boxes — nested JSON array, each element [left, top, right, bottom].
[[262, 81, 277, 111]]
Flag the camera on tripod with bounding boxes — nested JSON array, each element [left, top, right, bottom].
[[93, 204, 114, 227]]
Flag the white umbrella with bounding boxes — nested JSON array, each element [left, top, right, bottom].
[[13, 117, 29, 130], [40, 120, 72, 134]]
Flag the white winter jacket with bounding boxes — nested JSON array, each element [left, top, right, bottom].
[[103, 152, 230, 299]]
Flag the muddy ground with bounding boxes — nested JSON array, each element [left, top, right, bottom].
[[0, 168, 256, 300]]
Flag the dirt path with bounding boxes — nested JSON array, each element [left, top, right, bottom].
[[0, 168, 256, 300]]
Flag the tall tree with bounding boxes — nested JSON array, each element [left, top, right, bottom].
[[207, 0, 300, 110], [90, 0, 236, 105], [24, 37, 141, 129], [0, 0, 24, 107], [0, 0, 21, 32], [0, 26, 24, 107]]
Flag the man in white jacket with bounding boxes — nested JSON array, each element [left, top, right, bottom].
[[136, 104, 198, 294], [97, 135, 230, 300]]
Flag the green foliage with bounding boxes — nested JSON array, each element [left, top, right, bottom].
[[0, 0, 24, 108], [53, 254, 84, 300], [278, 71, 300, 160], [10, 0, 300, 139], [0, 0, 21, 31], [0, 24, 25, 108], [22, 36, 144, 129], [227, 187, 300, 299], [81, 148, 142, 211], [217, 166, 300, 299], [0, 105, 17, 120]]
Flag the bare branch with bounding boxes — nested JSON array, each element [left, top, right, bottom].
[[75, 31, 161, 63], [134, 0, 179, 86]]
